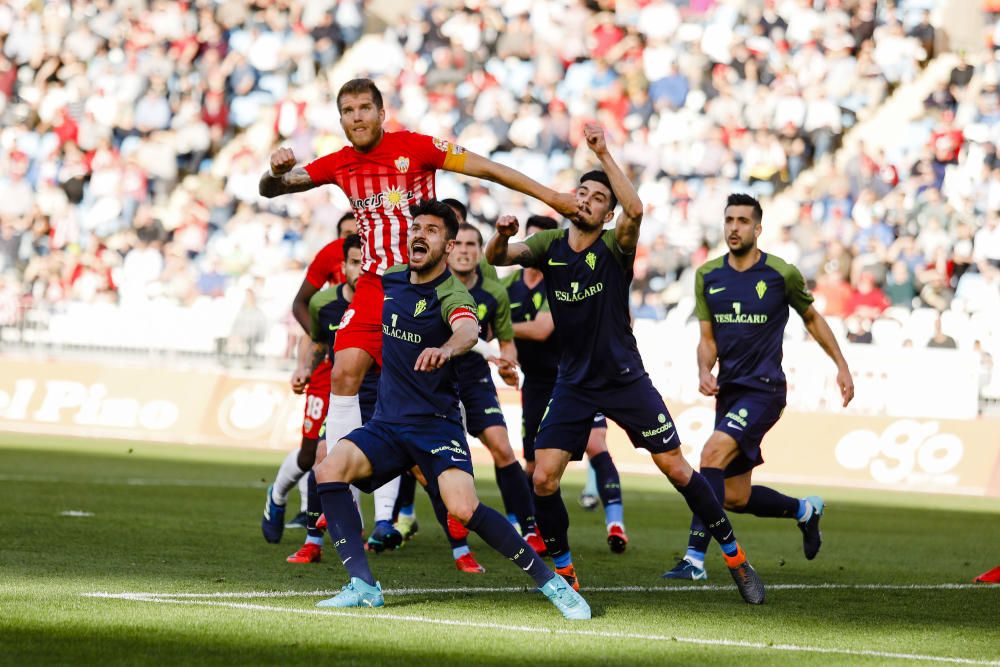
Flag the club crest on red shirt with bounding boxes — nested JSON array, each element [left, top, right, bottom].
[[394, 156, 410, 173]]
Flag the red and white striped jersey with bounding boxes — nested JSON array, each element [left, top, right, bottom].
[[303, 131, 467, 275]]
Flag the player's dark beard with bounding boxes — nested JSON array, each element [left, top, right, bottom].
[[729, 238, 754, 257], [568, 211, 604, 232], [413, 246, 446, 275]]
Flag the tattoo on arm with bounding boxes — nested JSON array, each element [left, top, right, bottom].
[[308, 343, 326, 373], [512, 248, 534, 265], [259, 167, 315, 198]]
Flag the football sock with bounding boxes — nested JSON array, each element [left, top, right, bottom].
[[675, 470, 738, 554], [429, 487, 466, 549], [466, 503, 553, 587], [373, 476, 400, 523], [684, 548, 706, 569], [325, 394, 362, 451], [271, 449, 305, 505], [297, 474, 309, 513], [582, 463, 598, 498], [350, 485, 364, 531], [306, 471, 324, 540], [797, 498, 813, 522], [493, 465, 515, 518], [495, 462, 536, 532], [685, 466, 724, 554], [590, 452, 623, 525], [533, 487, 572, 562], [394, 473, 417, 519], [317, 481, 374, 586], [305, 535, 324, 546], [731, 485, 801, 519], [452, 545, 471, 559]]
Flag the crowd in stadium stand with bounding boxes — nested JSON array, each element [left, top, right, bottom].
[[0, 0, 996, 393]]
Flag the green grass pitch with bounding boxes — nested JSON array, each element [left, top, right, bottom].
[[1, 432, 998, 666]]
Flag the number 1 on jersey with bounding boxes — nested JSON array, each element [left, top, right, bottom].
[[391, 313, 398, 328], [571, 281, 579, 295]]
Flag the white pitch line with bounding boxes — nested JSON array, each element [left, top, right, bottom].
[[87, 594, 1000, 666], [82, 583, 998, 600]]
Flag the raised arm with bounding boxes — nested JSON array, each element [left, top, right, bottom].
[[697, 321, 720, 397], [801, 306, 855, 407], [484, 215, 535, 267], [259, 147, 318, 198], [582, 124, 643, 252], [449, 152, 580, 220]]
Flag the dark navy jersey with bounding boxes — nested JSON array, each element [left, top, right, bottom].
[[503, 268, 558, 381], [695, 252, 814, 391], [375, 265, 477, 424], [522, 228, 646, 390], [453, 268, 514, 381], [308, 285, 380, 411]]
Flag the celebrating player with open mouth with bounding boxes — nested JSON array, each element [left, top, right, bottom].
[[486, 124, 766, 604], [310, 200, 591, 620]]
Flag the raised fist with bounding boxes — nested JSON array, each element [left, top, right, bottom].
[[269, 147, 297, 176], [583, 123, 607, 155], [496, 215, 519, 238]]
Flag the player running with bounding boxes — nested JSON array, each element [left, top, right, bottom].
[[503, 215, 629, 553], [486, 124, 765, 604], [312, 200, 590, 620], [663, 193, 854, 581], [261, 213, 358, 543], [259, 79, 580, 544]]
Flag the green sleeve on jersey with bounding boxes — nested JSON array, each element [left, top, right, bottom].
[[383, 264, 408, 277], [522, 229, 563, 268], [478, 257, 499, 281], [766, 254, 815, 316], [482, 277, 514, 341], [436, 275, 478, 325], [601, 228, 636, 270], [308, 287, 341, 342], [694, 256, 725, 322]]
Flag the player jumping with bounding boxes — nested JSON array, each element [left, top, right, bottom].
[[312, 200, 590, 620], [260, 79, 580, 550], [486, 124, 765, 604], [663, 193, 854, 581]]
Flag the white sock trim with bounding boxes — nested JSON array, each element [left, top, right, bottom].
[[272, 449, 305, 504], [373, 476, 400, 523]]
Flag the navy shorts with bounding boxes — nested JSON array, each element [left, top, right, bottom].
[[342, 419, 474, 496], [714, 386, 786, 477], [520, 377, 555, 462], [534, 375, 680, 460], [458, 374, 506, 436]]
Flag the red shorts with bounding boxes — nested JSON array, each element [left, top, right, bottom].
[[301, 387, 329, 440], [333, 271, 383, 367], [309, 357, 332, 395]]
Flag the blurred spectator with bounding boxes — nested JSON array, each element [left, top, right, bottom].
[[229, 288, 268, 358], [846, 271, 890, 320], [926, 316, 957, 349], [883, 260, 917, 308]]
